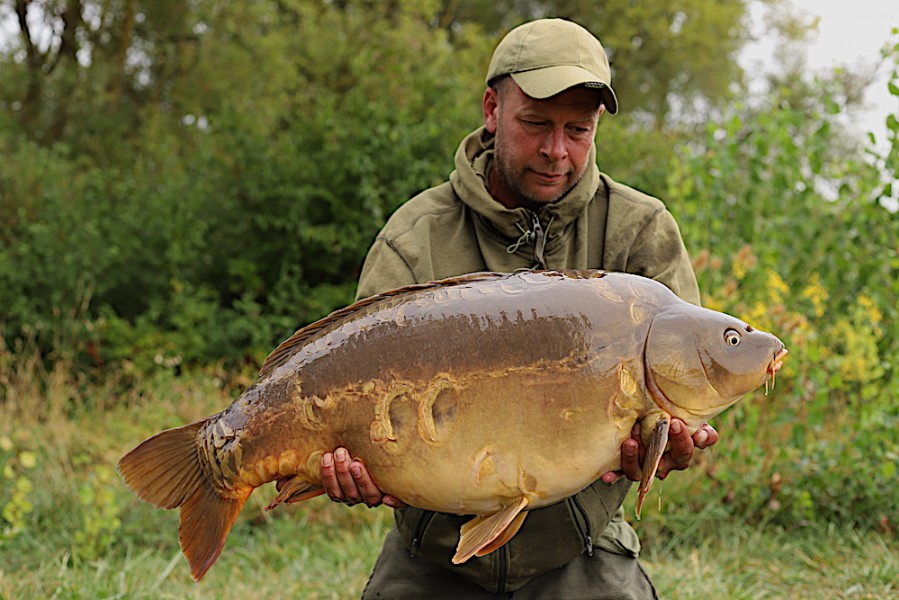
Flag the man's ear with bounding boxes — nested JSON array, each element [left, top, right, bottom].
[[598, 104, 606, 118], [483, 87, 499, 134]]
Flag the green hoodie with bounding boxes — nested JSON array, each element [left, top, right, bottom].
[[356, 127, 699, 593]]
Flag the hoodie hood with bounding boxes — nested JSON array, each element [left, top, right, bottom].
[[449, 127, 600, 243]]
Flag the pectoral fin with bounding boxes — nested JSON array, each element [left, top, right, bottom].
[[636, 412, 670, 519], [453, 496, 529, 564], [265, 476, 324, 511]]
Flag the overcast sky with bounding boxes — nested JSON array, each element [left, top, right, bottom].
[[742, 0, 898, 148]]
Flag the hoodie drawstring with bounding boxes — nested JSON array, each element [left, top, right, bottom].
[[506, 222, 533, 255], [506, 212, 555, 269]]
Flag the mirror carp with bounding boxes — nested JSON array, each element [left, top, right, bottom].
[[118, 270, 787, 581]]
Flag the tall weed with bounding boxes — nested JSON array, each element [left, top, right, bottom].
[[660, 61, 899, 530]]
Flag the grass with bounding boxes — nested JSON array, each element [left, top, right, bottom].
[[641, 518, 897, 599], [0, 363, 896, 599], [1, 499, 392, 599]]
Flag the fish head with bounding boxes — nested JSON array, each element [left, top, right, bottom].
[[644, 304, 787, 427]]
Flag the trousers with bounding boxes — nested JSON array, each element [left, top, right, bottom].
[[361, 528, 659, 599]]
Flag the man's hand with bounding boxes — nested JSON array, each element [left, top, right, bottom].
[[600, 418, 719, 484], [319, 447, 406, 509]]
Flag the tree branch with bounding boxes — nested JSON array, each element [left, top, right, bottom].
[[438, 0, 463, 30], [108, 0, 137, 104], [14, 0, 41, 70], [45, 0, 85, 75]]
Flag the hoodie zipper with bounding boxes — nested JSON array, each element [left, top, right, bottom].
[[409, 510, 435, 558], [569, 496, 594, 557], [495, 543, 509, 594], [529, 211, 548, 269], [411, 511, 511, 593]]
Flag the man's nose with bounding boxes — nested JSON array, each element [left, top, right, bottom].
[[540, 127, 568, 161]]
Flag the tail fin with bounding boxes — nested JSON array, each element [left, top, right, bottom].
[[117, 420, 250, 581]]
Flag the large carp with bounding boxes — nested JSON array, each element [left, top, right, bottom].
[[118, 270, 787, 581]]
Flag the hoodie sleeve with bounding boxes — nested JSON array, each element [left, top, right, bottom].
[[624, 207, 700, 305], [355, 237, 419, 300]]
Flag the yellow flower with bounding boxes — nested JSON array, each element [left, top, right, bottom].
[[741, 301, 773, 332], [765, 269, 790, 304], [800, 274, 828, 318], [857, 294, 883, 327], [823, 302, 885, 384], [19, 451, 37, 470]]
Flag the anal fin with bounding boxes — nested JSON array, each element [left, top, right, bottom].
[[636, 412, 670, 519], [453, 496, 529, 564], [474, 509, 528, 558]]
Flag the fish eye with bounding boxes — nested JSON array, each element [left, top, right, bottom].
[[724, 329, 742, 346]]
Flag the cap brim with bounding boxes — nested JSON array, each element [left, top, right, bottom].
[[512, 66, 618, 114]]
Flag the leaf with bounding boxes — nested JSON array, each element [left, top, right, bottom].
[[18, 452, 36, 470], [887, 114, 899, 133]]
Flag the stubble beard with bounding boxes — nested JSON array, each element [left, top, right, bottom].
[[492, 139, 580, 210]]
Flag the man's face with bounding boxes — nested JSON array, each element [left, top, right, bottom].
[[483, 79, 603, 210]]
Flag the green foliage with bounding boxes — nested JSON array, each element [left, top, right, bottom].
[[0, 433, 35, 542], [73, 464, 123, 562], [0, 0, 490, 370], [563, 0, 750, 123], [434, 0, 753, 123], [878, 30, 899, 204], [655, 50, 899, 530]]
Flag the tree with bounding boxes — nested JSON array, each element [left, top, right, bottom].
[[0, 0, 492, 367], [431, 0, 750, 125]]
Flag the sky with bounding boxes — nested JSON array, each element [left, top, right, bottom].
[[741, 0, 899, 148]]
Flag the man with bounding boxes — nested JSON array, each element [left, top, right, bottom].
[[319, 18, 718, 598]]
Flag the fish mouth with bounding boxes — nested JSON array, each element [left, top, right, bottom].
[[766, 346, 789, 391]]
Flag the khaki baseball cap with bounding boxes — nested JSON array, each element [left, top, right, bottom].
[[486, 18, 618, 114]]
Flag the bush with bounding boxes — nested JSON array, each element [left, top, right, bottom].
[[656, 57, 899, 529], [0, 1, 490, 373]]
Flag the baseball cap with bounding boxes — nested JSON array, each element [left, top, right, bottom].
[[486, 18, 619, 114]]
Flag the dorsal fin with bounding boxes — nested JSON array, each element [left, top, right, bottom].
[[258, 271, 508, 379]]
